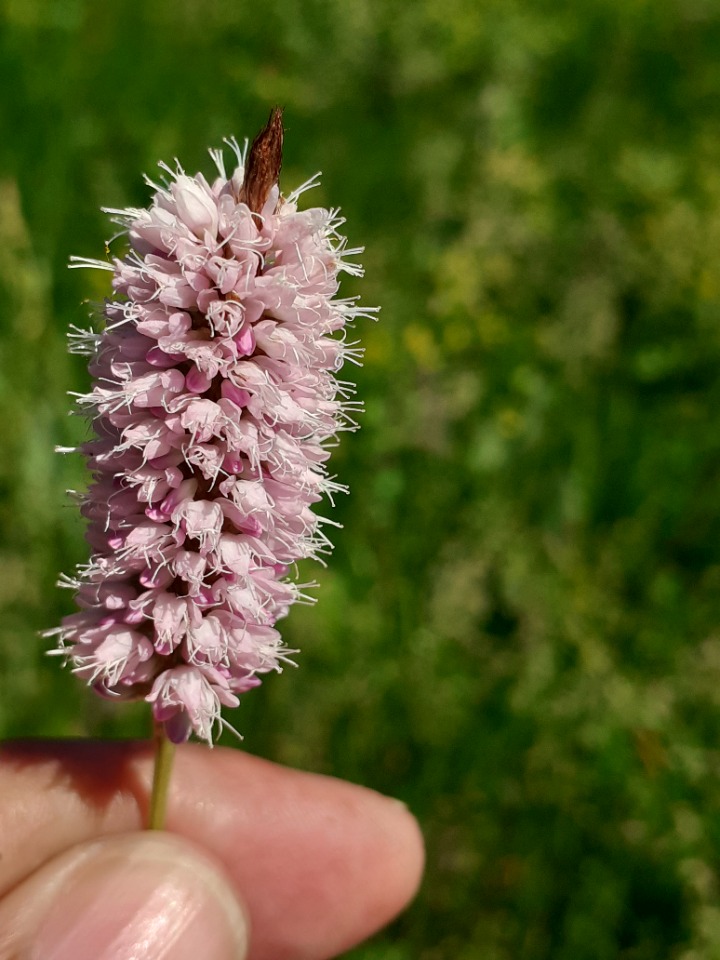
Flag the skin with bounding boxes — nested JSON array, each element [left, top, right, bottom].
[[0, 741, 424, 959]]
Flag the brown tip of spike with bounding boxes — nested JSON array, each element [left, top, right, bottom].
[[240, 107, 284, 216]]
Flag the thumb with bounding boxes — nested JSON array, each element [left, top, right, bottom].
[[0, 832, 249, 960]]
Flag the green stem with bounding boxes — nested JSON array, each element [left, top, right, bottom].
[[148, 725, 176, 830]]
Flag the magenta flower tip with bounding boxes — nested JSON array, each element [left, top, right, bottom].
[[52, 116, 377, 743]]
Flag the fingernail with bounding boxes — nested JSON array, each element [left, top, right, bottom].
[[30, 836, 248, 960]]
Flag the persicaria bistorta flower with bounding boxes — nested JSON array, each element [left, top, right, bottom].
[[49, 111, 376, 743]]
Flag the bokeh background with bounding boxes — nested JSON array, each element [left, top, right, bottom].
[[3, 1, 720, 957]]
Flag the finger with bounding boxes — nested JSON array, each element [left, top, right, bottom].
[[0, 832, 248, 960], [0, 742, 424, 960]]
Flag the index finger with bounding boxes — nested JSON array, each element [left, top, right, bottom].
[[0, 741, 424, 960]]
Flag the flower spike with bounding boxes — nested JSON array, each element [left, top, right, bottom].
[[51, 113, 373, 746]]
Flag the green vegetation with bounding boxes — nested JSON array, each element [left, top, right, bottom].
[[3, 1, 720, 956]]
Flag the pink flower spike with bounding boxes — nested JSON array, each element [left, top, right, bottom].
[[50, 110, 374, 744]]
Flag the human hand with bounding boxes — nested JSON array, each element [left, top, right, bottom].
[[0, 741, 424, 959]]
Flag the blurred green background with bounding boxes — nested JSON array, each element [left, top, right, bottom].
[[3, 0, 720, 957]]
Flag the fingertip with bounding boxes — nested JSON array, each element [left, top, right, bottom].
[[341, 786, 426, 940], [165, 748, 425, 958], [372, 794, 426, 917]]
